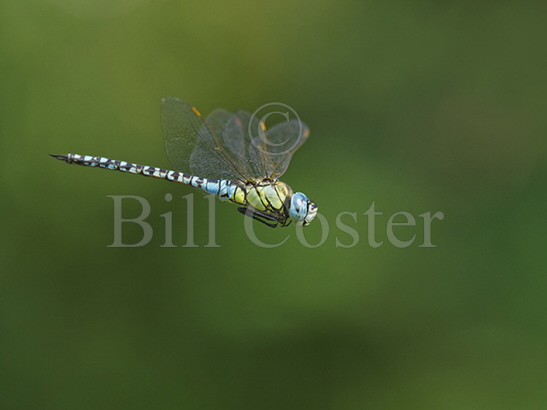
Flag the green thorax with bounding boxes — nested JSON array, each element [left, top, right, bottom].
[[229, 178, 293, 215]]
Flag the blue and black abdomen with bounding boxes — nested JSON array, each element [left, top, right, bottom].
[[51, 153, 296, 227], [50, 153, 234, 194]]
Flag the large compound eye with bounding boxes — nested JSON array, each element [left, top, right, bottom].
[[289, 192, 309, 223]]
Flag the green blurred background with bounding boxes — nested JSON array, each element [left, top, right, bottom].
[[1, 0, 546, 408]]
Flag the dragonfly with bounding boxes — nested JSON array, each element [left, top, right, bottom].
[[51, 97, 318, 228]]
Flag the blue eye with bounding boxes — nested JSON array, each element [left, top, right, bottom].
[[289, 192, 309, 221]]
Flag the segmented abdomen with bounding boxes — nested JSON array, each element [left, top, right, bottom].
[[53, 154, 290, 215], [55, 153, 236, 196]]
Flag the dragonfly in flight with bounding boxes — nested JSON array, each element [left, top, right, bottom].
[[51, 97, 317, 228]]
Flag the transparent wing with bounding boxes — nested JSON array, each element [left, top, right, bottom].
[[162, 97, 253, 181], [204, 108, 276, 180], [218, 110, 269, 179], [162, 97, 309, 181], [250, 119, 310, 179], [212, 110, 310, 179]]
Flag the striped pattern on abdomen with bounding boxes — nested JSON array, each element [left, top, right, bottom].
[[51, 153, 239, 200], [51, 154, 291, 215]]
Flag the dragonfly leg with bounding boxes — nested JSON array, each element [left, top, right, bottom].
[[237, 207, 282, 228]]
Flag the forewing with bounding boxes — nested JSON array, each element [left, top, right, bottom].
[[250, 119, 310, 178], [223, 110, 269, 179], [205, 108, 268, 180], [162, 97, 309, 181], [162, 97, 247, 181]]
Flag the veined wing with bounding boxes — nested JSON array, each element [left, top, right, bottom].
[[250, 119, 310, 179], [206, 109, 310, 179], [205, 109, 269, 180], [162, 97, 254, 181], [162, 97, 309, 181]]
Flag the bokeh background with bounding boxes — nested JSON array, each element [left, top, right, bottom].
[[2, 1, 546, 408]]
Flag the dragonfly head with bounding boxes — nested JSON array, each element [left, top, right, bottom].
[[289, 192, 318, 227]]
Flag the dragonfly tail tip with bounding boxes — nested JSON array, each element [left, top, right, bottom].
[[50, 154, 68, 161]]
